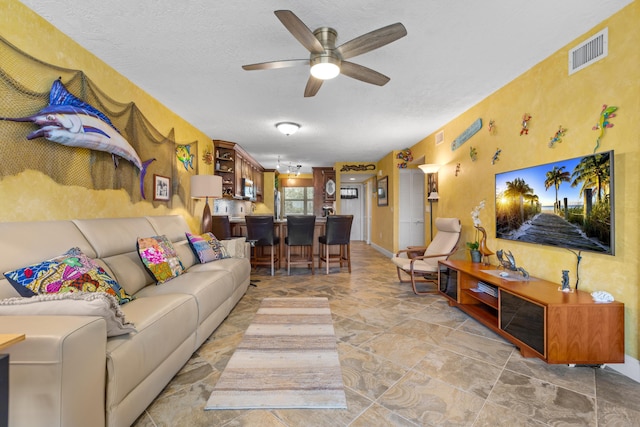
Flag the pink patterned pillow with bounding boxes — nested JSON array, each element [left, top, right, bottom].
[[137, 235, 185, 284]]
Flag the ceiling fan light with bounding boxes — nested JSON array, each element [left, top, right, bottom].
[[310, 56, 340, 80], [276, 122, 300, 136]]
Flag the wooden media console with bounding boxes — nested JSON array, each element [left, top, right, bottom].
[[438, 260, 624, 364]]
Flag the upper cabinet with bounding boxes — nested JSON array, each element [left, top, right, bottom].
[[213, 140, 264, 200], [312, 167, 336, 216], [323, 169, 336, 202], [214, 143, 236, 196]]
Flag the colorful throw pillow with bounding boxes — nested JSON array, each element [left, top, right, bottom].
[[3, 247, 134, 304], [137, 235, 185, 284], [186, 232, 230, 264]]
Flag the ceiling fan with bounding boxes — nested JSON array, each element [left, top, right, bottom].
[[242, 10, 407, 97]]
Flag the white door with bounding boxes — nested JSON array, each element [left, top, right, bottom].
[[340, 184, 363, 241], [398, 169, 425, 249]]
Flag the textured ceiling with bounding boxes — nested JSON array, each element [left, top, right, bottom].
[[20, 0, 632, 175]]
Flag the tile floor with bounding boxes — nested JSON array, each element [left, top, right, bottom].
[[133, 242, 640, 426]]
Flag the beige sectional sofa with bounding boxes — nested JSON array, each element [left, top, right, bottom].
[[0, 215, 250, 427]]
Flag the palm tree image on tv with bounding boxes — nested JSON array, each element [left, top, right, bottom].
[[495, 151, 613, 254]]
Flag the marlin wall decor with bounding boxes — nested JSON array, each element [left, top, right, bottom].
[[1, 79, 155, 198]]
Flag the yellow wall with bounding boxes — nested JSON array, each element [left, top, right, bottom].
[[0, 0, 214, 232], [398, 2, 639, 359]]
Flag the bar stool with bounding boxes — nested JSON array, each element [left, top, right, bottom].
[[285, 215, 316, 275], [210, 215, 232, 239], [318, 215, 353, 274], [245, 215, 280, 276]]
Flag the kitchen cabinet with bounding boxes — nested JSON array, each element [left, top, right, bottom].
[[213, 140, 264, 200]]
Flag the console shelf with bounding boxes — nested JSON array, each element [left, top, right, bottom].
[[438, 260, 625, 364]]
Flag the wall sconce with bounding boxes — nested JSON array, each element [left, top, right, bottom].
[[419, 164, 440, 240], [190, 174, 222, 233]]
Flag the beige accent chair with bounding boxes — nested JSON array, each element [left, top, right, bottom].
[[392, 217, 461, 294]]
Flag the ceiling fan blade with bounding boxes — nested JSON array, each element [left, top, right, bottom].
[[304, 76, 323, 97], [274, 10, 324, 54], [340, 61, 390, 86], [242, 59, 308, 71], [337, 23, 407, 60]]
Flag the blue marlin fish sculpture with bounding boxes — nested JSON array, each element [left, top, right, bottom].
[[1, 79, 155, 198]]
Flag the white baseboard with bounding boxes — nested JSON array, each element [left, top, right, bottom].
[[371, 242, 394, 258], [608, 354, 640, 383]]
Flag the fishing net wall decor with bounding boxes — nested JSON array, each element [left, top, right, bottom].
[[0, 35, 199, 207]]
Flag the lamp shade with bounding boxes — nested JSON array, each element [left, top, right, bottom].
[[190, 175, 222, 199], [418, 164, 440, 174], [427, 191, 440, 201]]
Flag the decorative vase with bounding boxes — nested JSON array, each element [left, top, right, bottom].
[[470, 250, 482, 263]]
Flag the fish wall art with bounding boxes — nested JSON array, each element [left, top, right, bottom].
[[176, 144, 195, 171], [1, 79, 155, 198]]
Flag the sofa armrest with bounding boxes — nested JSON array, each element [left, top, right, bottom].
[[221, 237, 250, 259], [1, 316, 107, 427]]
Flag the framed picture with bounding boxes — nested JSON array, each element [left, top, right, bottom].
[[153, 174, 170, 201], [377, 176, 388, 206]]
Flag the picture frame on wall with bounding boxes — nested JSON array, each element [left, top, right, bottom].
[[153, 174, 170, 201], [377, 176, 388, 206]]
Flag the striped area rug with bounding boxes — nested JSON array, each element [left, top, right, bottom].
[[205, 297, 347, 410]]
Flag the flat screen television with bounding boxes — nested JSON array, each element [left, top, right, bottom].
[[241, 178, 254, 200], [495, 150, 614, 255]]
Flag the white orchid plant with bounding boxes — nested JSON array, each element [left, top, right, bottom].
[[467, 200, 486, 250], [471, 199, 485, 227]]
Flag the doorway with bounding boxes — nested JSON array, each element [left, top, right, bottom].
[[398, 169, 425, 249], [340, 183, 364, 241]]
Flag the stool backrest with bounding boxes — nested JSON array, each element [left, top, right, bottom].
[[286, 215, 316, 246], [245, 215, 276, 245], [211, 215, 231, 240], [324, 215, 353, 245]]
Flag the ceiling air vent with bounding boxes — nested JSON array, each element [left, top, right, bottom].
[[435, 130, 445, 145], [569, 28, 608, 75]]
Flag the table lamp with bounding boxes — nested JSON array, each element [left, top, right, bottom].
[[190, 175, 223, 233]]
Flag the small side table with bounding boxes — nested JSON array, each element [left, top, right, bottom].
[[0, 334, 25, 427]]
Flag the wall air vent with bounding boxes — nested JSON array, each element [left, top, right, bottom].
[[569, 28, 608, 75], [435, 130, 445, 145]]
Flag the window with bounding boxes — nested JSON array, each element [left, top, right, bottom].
[[283, 186, 314, 216]]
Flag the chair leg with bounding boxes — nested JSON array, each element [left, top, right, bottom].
[[287, 245, 291, 275], [347, 243, 351, 273], [326, 244, 330, 275], [270, 246, 274, 276], [396, 266, 438, 295]]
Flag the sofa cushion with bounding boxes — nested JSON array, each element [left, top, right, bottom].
[[136, 236, 185, 284], [188, 257, 251, 288], [185, 232, 229, 263], [0, 292, 136, 337], [134, 269, 236, 332], [3, 247, 134, 304], [106, 293, 197, 409]]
